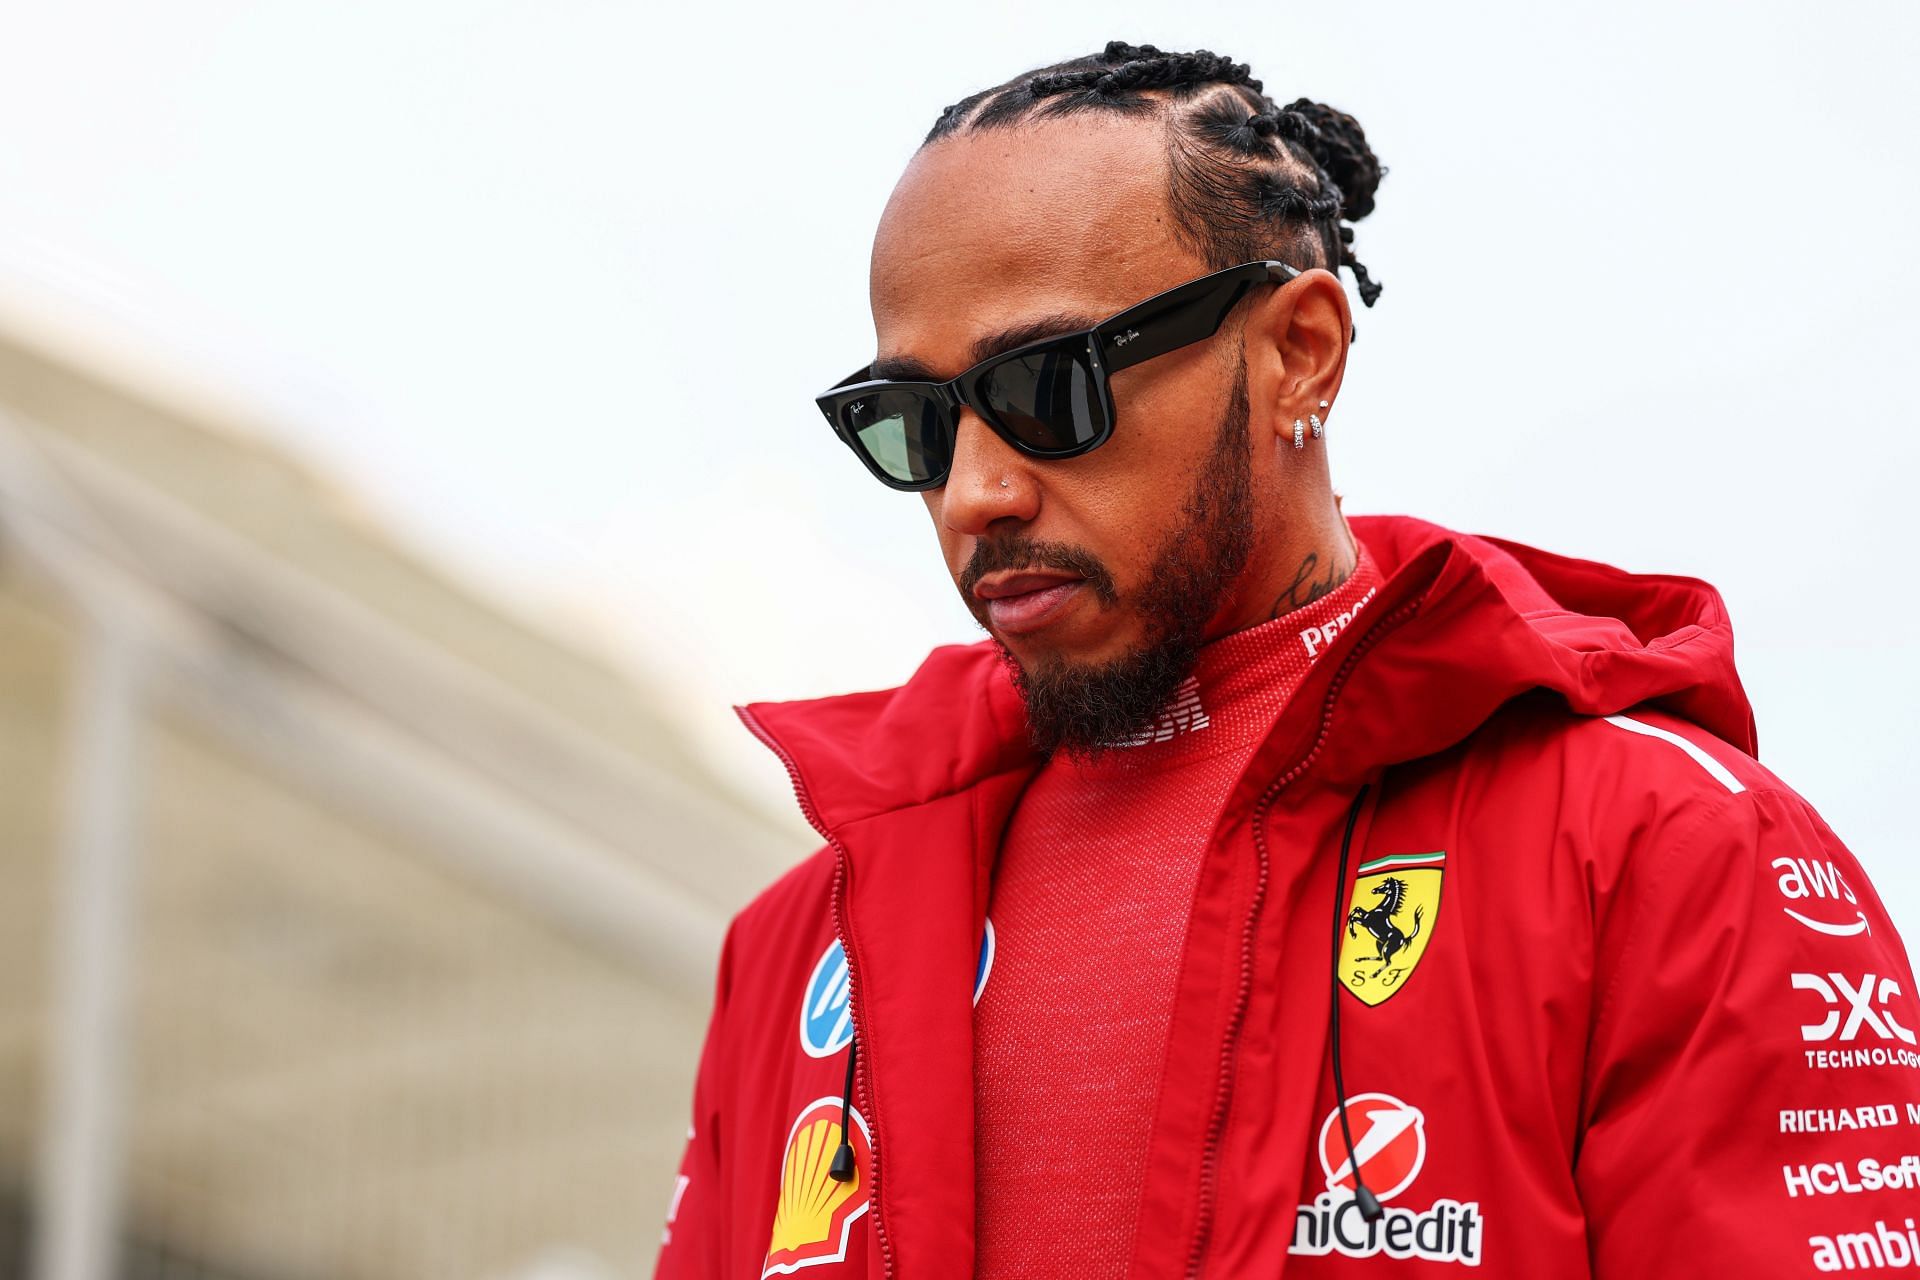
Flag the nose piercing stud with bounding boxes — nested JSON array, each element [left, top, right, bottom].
[[999, 476, 1010, 488]]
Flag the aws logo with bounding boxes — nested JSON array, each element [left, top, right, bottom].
[[762, 1097, 872, 1277], [1773, 854, 1872, 939], [1340, 852, 1445, 1006]]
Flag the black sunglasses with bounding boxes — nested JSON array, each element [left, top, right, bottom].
[[816, 259, 1301, 491]]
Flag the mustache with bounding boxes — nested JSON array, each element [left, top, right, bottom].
[[959, 535, 1120, 607]]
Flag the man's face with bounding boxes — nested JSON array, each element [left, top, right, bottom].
[[869, 115, 1271, 750]]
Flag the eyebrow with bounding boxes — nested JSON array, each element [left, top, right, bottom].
[[870, 310, 1101, 382]]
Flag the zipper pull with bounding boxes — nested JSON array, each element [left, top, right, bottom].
[[830, 1033, 859, 1183]]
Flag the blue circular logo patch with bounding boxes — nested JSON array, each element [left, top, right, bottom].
[[800, 939, 853, 1059], [974, 919, 996, 1007], [798, 920, 997, 1057]]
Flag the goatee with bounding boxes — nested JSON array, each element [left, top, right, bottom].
[[989, 370, 1256, 761]]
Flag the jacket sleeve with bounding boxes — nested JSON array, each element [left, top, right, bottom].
[[653, 919, 739, 1280], [1577, 783, 1920, 1275]]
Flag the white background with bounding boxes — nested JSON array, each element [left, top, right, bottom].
[[2, 1, 1916, 937]]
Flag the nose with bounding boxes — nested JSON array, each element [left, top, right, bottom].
[[934, 409, 1039, 537]]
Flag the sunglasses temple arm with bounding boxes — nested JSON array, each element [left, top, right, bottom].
[[1099, 261, 1304, 372], [1097, 285, 1253, 373]]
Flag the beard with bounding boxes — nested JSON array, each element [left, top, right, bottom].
[[965, 368, 1256, 761]]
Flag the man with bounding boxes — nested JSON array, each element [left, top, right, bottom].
[[655, 41, 1920, 1279]]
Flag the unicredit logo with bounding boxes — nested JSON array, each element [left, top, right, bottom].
[[1318, 1092, 1427, 1201], [1290, 1092, 1485, 1267]]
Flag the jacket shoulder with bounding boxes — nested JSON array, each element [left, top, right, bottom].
[[1439, 692, 1794, 814], [720, 842, 840, 991], [1388, 694, 1831, 902]]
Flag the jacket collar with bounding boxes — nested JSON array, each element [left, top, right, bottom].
[[738, 514, 1757, 821]]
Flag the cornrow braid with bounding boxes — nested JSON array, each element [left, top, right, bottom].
[[924, 41, 1388, 318], [1026, 41, 1260, 99]]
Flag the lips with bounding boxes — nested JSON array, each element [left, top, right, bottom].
[[973, 572, 1087, 635]]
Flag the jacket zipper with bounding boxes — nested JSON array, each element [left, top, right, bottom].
[[1182, 596, 1423, 1280], [736, 708, 900, 1280]]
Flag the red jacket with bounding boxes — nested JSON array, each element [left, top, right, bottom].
[[656, 515, 1920, 1279]]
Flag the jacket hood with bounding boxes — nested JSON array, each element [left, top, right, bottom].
[[739, 513, 1758, 832]]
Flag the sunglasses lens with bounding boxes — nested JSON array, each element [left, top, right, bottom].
[[978, 347, 1105, 452], [843, 390, 952, 487]]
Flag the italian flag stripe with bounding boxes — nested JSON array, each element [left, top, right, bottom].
[[1357, 851, 1446, 874]]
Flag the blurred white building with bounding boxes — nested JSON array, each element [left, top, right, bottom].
[[0, 316, 800, 1280]]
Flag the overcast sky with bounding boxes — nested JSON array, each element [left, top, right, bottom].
[[2, 0, 1917, 935]]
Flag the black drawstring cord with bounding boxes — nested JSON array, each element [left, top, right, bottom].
[[821, 794, 1379, 1202], [829, 1033, 858, 1182], [1330, 783, 1385, 1223]]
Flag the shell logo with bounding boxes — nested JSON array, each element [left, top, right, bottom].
[[762, 1097, 873, 1277]]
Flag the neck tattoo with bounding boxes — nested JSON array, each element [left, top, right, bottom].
[[1266, 547, 1356, 619]]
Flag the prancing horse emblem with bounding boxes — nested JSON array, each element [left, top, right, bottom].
[[1348, 877, 1423, 975], [1339, 851, 1446, 1007]]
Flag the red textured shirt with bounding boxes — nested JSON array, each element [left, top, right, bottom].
[[973, 541, 1383, 1278]]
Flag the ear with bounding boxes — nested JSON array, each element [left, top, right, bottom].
[[1241, 267, 1352, 445]]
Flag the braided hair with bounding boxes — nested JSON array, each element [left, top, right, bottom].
[[925, 41, 1386, 313]]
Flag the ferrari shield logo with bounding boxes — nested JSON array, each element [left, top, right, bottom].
[[1340, 852, 1444, 1006]]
